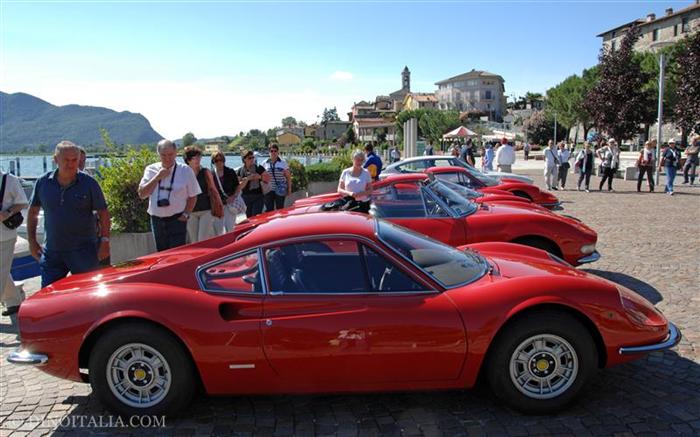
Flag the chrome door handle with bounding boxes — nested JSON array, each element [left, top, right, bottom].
[[265, 319, 273, 327]]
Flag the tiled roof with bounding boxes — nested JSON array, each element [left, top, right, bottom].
[[435, 69, 504, 85]]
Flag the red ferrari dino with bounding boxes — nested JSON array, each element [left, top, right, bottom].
[[8, 213, 680, 416], [293, 174, 598, 266], [426, 166, 561, 209]]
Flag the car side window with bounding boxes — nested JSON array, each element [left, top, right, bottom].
[[422, 189, 449, 217], [361, 245, 428, 293], [459, 173, 477, 188], [200, 251, 262, 293], [403, 161, 427, 172], [265, 240, 370, 294], [371, 183, 427, 218]]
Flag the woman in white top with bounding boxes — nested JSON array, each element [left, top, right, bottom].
[[556, 142, 572, 190], [337, 150, 373, 213]]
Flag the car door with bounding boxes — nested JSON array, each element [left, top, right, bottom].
[[372, 182, 467, 246], [196, 250, 273, 392], [260, 239, 466, 388]]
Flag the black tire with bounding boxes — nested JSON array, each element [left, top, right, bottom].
[[486, 311, 597, 414], [513, 237, 562, 258], [512, 190, 532, 200], [88, 323, 196, 417]]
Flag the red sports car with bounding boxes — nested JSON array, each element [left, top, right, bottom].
[[293, 174, 598, 266], [426, 166, 561, 209], [8, 213, 680, 416]]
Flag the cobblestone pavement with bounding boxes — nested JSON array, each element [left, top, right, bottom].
[[1, 171, 698, 436]]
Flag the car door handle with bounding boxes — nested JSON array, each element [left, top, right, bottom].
[[265, 319, 273, 327]]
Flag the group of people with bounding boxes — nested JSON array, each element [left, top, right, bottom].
[[541, 135, 700, 195], [138, 140, 294, 252]]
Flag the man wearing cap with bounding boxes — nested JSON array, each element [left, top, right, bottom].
[[495, 138, 516, 173], [660, 139, 681, 195]]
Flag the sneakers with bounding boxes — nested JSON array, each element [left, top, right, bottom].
[[1, 306, 19, 316], [585, 189, 590, 193]]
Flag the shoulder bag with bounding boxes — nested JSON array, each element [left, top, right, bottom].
[[214, 169, 247, 216], [0, 174, 24, 229]]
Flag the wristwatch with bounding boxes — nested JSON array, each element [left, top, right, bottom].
[[181, 212, 190, 219]]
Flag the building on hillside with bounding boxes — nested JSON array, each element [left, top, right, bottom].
[[315, 120, 352, 141], [353, 118, 397, 144], [597, 1, 700, 53], [402, 92, 438, 110], [203, 139, 226, 154], [304, 124, 318, 138], [276, 130, 302, 146], [435, 69, 507, 121]]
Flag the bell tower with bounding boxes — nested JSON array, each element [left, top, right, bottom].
[[402, 66, 410, 91]]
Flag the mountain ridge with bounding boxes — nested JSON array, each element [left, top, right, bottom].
[[0, 91, 163, 151]]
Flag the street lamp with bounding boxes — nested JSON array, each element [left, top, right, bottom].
[[650, 41, 674, 185], [554, 112, 558, 144]]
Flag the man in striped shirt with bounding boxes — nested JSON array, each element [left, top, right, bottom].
[[262, 143, 292, 211]]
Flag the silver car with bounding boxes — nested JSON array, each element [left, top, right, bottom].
[[381, 156, 534, 184]]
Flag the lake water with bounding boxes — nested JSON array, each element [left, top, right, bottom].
[[0, 153, 328, 178]]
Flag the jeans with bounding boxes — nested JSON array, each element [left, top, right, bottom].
[[683, 159, 698, 184], [242, 193, 265, 217], [151, 215, 187, 252], [599, 167, 616, 190], [557, 165, 570, 188], [40, 242, 100, 287], [577, 170, 592, 190], [637, 166, 655, 191], [264, 192, 286, 212], [665, 166, 677, 192]]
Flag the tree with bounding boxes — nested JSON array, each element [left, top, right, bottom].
[[673, 30, 700, 136], [523, 111, 568, 145], [417, 109, 461, 144], [545, 68, 599, 143], [281, 116, 297, 127], [321, 107, 340, 124], [524, 92, 544, 108], [585, 25, 655, 143], [345, 125, 357, 145], [182, 132, 197, 147]]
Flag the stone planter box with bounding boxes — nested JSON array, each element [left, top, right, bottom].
[[110, 232, 157, 264], [307, 181, 337, 196]]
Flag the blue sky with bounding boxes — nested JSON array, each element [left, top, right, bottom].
[[1, 0, 694, 138]]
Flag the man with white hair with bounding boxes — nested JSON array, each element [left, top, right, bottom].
[[495, 137, 516, 173], [27, 140, 111, 287], [138, 139, 200, 251]]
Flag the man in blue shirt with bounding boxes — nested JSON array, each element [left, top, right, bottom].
[[363, 144, 383, 181], [28, 141, 111, 287]]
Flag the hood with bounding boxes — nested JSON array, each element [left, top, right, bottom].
[[472, 202, 596, 237]]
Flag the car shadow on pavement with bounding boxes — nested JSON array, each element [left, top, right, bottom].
[[583, 269, 663, 304]]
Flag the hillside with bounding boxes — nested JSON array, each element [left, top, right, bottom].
[[0, 91, 163, 151]]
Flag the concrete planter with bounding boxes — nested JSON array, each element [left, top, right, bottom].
[[110, 232, 157, 264], [307, 181, 337, 196]]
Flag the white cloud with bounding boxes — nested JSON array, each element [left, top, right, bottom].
[[330, 71, 353, 81]]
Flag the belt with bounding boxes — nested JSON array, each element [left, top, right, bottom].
[[151, 213, 183, 221]]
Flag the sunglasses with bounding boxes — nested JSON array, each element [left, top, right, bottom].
[[213, 159, 224, 163], [269, 149, 279, 153]]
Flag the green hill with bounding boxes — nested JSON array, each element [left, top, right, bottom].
[[0, 91, 163, 151]]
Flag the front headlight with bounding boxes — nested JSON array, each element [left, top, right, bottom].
[[617, 286, 666, 327], [580, 244, 596, 254]]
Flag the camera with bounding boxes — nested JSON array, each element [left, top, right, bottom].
[[157, 198, 170, 207]]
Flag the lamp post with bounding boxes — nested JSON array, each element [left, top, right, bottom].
[[650, 41, 673, 185], [554, 112, 558, 145]]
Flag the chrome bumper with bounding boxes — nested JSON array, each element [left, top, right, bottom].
[[7, 349, 48, 365], [577, 250, 601, 264], [619, 323, 682, 355]]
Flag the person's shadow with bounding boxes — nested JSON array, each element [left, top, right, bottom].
[[582, 269, 663, 304]]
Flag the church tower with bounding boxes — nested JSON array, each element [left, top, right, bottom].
[[402, 66, 410, 91]]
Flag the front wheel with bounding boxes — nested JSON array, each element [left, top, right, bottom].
[[486, 312, 598, 414], [88, 323, 196, 417]]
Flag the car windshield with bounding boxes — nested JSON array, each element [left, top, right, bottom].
[[438, 179, 484, 200], [425, 180, 478, 216], [376, 220, 488, 288], [461, 165, 500, 186]]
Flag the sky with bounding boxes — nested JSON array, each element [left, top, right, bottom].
[[1, 0, 695, 139]]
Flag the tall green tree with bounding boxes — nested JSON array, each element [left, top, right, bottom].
[[321, 107, 340, 123], [673, 30, 700, 136], [585, 25, 655, 143], [545, 67, 599, 143], [523, 111, 568, 145], [182, 132, 197, 147], [281, 116, 297, 127]]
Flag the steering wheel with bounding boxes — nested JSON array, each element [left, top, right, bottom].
[[378, 266, 394, 291]]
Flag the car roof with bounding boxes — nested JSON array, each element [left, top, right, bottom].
[[385, 155, 454, 169], [425, 166, 467, 174], [375, 173, 428, 187], [240, 211, 377, 248]]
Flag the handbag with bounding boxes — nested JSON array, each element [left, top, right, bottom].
[[203, 169, 224, 219], [270, 163, 288, 197], [0, 174, 24, 230], [214, 169, 247, 216]]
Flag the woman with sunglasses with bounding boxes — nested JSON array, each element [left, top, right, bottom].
[[262, 144, 292, 211], [211, 151, 241, 233], [184, 146, 224, 242], [237, 149, 270, 217]]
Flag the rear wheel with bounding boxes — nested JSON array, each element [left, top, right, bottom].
[[486, 312, 597, 414], [88, 323, 196, 417]]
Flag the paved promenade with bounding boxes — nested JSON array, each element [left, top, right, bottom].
[[1, 170, 698, 436]]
